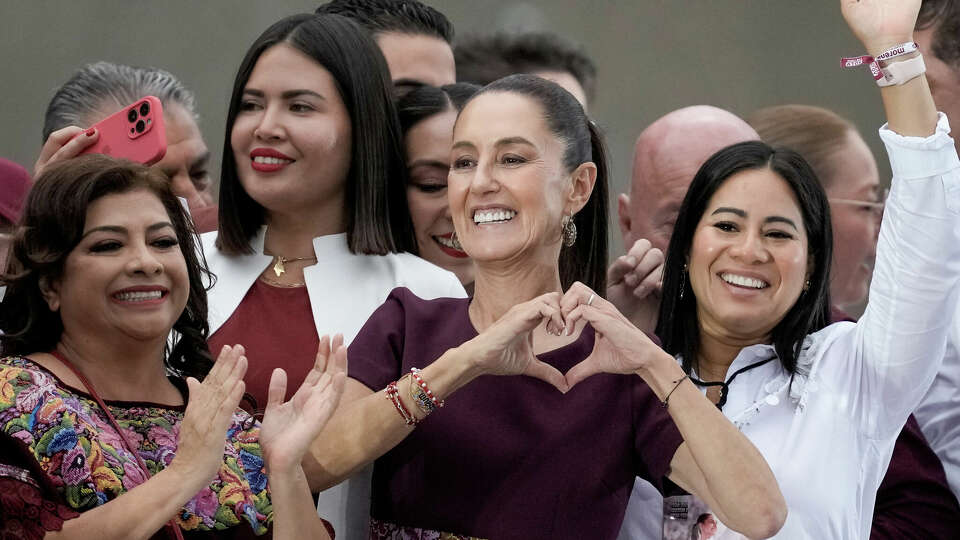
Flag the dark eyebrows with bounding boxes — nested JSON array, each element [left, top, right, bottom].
[[711, 207, 746, 218], [710, 207, 799, 231], [764, 216, 799, 231], [241, 89, 326, 100], [81, 222, 176, 239]]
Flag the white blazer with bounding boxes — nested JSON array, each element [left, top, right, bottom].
[[201, 227, 466, 345]]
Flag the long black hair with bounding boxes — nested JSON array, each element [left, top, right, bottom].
[[216, 13, 415, 256], [462, 74, 608, 292], [0, 154, 214, 380], [657, 141, 832, 375]]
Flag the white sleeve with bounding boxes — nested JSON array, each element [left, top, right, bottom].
[[824, 113, 960, 440]]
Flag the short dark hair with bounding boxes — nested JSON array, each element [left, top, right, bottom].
[[656, 141, 832, 376], [918, 0, 960, 68], [315, 0, 453, 43], [455, 32, 598, 103], [42, 61, 198, 142], [0, 154, 214, 380], [463, 74, 608, 293], [216, 13, 415, 256], [396, 82, 480, 135]]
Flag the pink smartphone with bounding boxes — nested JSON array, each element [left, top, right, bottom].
[[79, 96, 167, 165]]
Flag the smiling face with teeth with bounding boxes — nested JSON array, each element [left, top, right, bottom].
[[688, 167, 810, 338], [45, 189, 189, 344], [447, 91, 595, 272]]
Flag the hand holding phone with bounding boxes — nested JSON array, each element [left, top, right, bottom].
[[79, 96, 167, 165]]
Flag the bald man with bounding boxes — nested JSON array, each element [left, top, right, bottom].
[[615, 106, 960, 539]]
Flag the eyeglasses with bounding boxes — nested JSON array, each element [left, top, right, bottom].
[[829, 188, 888, 218]]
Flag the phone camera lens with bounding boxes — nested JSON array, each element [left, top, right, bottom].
[[139, 102, 150, 116], [127, 109, 138, 122], [135, 120, 146, 133]]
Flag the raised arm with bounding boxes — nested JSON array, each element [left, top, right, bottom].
[[835, 0, 960, 438]]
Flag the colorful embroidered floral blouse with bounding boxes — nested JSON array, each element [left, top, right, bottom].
[[0, 356, 273, 539]]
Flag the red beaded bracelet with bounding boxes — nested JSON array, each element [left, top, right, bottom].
[[411, 367, 444, 409], [385, 380, 417, 425]]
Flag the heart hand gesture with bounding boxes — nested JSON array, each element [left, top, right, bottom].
[[560, 282, 671, 390], [460, 292, 569, 393]]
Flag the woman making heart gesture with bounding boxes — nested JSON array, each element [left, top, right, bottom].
[[303, 74, 786, 540]]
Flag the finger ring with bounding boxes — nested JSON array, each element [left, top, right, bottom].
[[586, 294, 595, 306]]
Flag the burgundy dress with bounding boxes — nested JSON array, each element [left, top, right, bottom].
[[348, 287, 684, 540]]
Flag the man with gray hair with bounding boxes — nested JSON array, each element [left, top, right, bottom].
[[41, 61, 215, 225]]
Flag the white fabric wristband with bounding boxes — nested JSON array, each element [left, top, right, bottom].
[[877, 54, 926, 87]]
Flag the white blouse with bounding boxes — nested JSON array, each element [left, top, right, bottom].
[[915, 304, 960, 501], [621, 114, 960, 540]]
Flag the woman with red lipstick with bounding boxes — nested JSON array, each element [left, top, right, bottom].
[[650, 1, 960, 537], [204, 13, 465, 537], [397, 83, 480, 292], [0, 155, 346, 538], [303, 74, 788, 540], [205, 13, 464, 411]]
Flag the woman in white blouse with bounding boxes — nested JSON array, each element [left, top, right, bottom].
[[649, 0, 960, 537]]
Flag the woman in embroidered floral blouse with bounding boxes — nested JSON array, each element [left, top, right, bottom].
[[0, 155, 347, 539]]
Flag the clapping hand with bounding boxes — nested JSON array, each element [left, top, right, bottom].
[[606, 238, 664, 334], [258, 335, 348, 475], [171, 345, 248, 485]]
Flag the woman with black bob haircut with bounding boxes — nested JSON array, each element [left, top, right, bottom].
[[303, 74, 786, 540], [203, 13, 464, 414], [396, 82, 480, 290], [650, 2, 960, 536], [0, 154, 345, 539]]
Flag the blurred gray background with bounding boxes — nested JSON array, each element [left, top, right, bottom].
[[0, 0, 887, 255]]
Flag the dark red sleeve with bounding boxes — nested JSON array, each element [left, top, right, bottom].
[[632, 379, 685, 495], [870, 415, 960, 539], [0, 433, 79, 539], [347, 288, 408, 392]]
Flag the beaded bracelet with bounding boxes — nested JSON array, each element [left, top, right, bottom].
[[409, 375, 437, 415], [410, 367, 444, 409], [385, 380, 417, 425]]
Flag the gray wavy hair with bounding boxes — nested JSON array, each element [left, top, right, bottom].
[[42, 61, 197, 141]]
